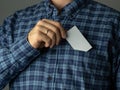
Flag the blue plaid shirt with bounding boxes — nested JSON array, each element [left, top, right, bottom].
[[0, 0, 120, 90]]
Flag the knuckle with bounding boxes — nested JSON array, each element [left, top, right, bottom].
[[42, 19, 46, 21], [53, 28, 59, 34], [35, 26, 39, 30], [52, 32, 56, 36], [38, 20, 44, 25], [54, 27, 58, 32], [47, 38, 51, 44], [56, 22, 61, 27], [38, 32, 43, 37], [37, 20, 42, 24], [37, 21, 40, 25], [51, 32, 55, 38]]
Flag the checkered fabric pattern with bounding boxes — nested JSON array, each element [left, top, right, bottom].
[[0, 0, 120, 90]]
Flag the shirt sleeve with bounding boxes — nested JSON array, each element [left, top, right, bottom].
[[0, 13, 40, 89], [112, 16, 120, 90]]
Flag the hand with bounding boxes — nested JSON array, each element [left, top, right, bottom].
[[28, 19, 66, 49]]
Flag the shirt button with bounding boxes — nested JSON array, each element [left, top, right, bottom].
[[47, 76, 52, 81]]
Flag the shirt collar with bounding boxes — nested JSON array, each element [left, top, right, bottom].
[[43, 0, 90, 15]]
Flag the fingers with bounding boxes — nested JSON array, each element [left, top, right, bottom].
[[42, 19, 66, 39], [28, 28, 52, 49], [37, 21, 61, 45], [37, 26, 56, 48], [28, 19, 66, 49], [38, 31, 52, 47], [47, 30, 56, 48]]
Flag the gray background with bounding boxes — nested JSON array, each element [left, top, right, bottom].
[[0, 0, 120, 25], [0, 0, 120, 90]]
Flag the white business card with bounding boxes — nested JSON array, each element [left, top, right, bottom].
[[66, 26, 92, 52]]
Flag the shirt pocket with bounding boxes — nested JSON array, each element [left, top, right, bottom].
[[77, 48, 111, 80]]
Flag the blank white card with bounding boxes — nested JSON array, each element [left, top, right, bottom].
[[66, 26, 92, 52]]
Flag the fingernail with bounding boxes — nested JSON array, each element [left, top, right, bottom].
[[63, 35, 67, 39], [56, 42, 59, 45], [64, 31, 67, 39], [50, 45, 53, 48]]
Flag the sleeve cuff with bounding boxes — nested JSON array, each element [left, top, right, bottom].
[[10, 37, 40, 71]]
